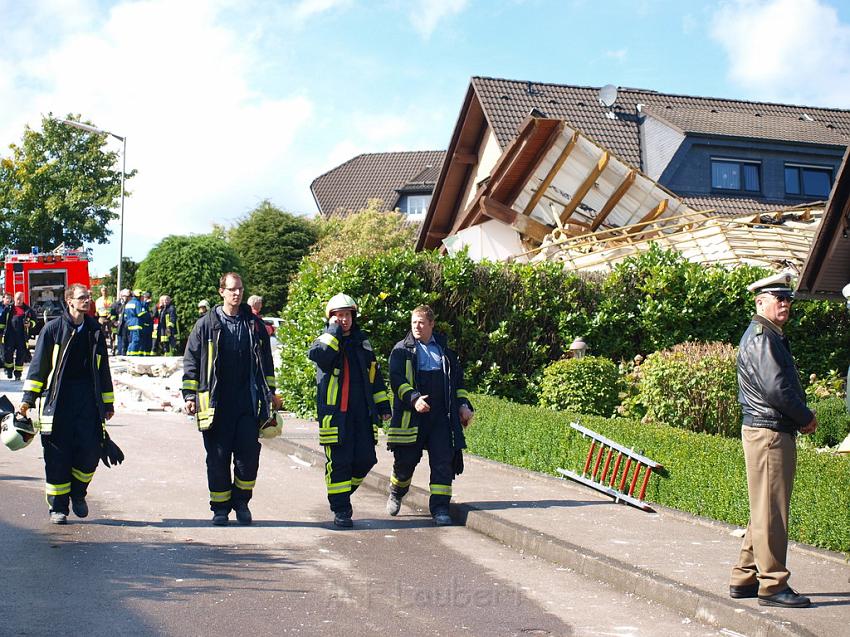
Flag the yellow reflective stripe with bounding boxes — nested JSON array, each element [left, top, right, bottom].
[[405, 359, 413, 384], [390, 474, 412, 488], [96, 354, 102, 370], [326, 480, 351, 494], [387, 428, 417, 444], [71, 467, 95, 483], [456, 389, 469, 399], [401, 411, 411, 428], [327, 373, 339, 406], [182, 379, 199, 390], [46, 482, 71, 496], [397, 383, 413, 400], [210, 490, 232, 503], [369, 362, 376, 383], [101, 392, 114, 404], [206, 339, 213, 386], [128, 325, 142, 330], [234, 478, 255, 490], [318, 332, 339, 351], [373, 390, 389, 404], [430, 483, 453, 496], [23, 379, 43, 393], [351, 476, 364, 487]]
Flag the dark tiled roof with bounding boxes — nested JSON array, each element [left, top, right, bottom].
[[681, 195, 826, 217], [472, 77, 850, 168], [643, 107, 848, 146], [311, 150, 446, 216]]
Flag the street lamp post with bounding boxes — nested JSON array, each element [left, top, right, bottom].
[[56, 119, 126, 294]]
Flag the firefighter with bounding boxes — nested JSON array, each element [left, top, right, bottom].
[[307, 294, 392, 528], [385, 305, 474, 526], [4, 292, 36, 380], [123, 290, 145, 355], [182, 272, 279, 526], [0, 292, 12, 352], [140, 291, 155, 355], [19, 283, 115, 524], [157, 295, 179, 355], [111, 289, 130, 355], [94, 286, 114, 351]]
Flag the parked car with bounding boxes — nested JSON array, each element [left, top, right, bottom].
[[263, 316, 283, 349]]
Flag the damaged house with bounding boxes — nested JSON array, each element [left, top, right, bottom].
[[418, 76, 850, 270]]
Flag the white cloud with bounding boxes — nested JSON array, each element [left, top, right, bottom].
[[605, 48, 628, 61], [291, 0, 352, 23], [408, 0, 468, 39], [0, 0, 315, 272], [710, 0, 850, 106]]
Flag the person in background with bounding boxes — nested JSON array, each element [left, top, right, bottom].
[[729, 272, 818, 609], [247, 295, 274, 337], [157, 295, 179, 355], [110, 289, 130, 355], [197, 299, 210, 318], [4, 292, 36, 380]]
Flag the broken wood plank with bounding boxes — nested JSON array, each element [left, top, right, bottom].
[[590, 170, 636, 231], [560, 152, 610, 225], [522, 130, 578, 216], [481, 196, 552, 243]]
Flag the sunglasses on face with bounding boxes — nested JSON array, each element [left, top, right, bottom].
[[769, 293, 793, 303]]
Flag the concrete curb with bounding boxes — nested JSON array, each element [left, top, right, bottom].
[[273, 436, 818, 637]]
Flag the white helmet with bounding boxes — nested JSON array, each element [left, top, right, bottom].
[[324, 293, 358, 318], [1, 413, 36, 451], [259, 410, 284, 439]]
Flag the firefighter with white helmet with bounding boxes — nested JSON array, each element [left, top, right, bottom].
[[308, 293, 391, 528]]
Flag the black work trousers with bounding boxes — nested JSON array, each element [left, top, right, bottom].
[[324, 393, 377, 514], [42, 380, 101, 514], [4, 326, 28, 377], [202, 399, 261, 513], [390, 370, 455, 515]]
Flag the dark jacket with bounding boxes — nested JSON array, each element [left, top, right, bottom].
[[181, 303, 275, 431], [5, 303, 36, 339], [22, 312, 114, 434], [386, 331, 472, 449], [737, 315, 813, 434], [307, 322, 391, 445], [157, 303, 178, 340]]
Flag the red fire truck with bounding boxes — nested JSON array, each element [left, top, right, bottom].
[[3, 245, 92, 334]]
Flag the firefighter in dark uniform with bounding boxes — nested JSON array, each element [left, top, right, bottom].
[[182, 272, 279, 526], [385, 305, 474, 526], [307, 294, 392, 528], [0, 292, 12, 355], [157, 294, 179, 355], [729, 272, 818, 608], [140, 291, 154, 356], [5, 292, 36, 380], [19, 283, 115, 524]]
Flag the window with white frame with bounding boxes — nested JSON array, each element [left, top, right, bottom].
[[405, 194, 431, 215]]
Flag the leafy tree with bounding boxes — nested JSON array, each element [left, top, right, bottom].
[[99, 257, 139, 295], [0, 114, 136, 252], [227, 200, 317, 315], [135, 234, 242, 344], [310, 199, 418, 264]]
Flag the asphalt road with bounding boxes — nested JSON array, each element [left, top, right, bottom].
[[1, 412, 726, 637]]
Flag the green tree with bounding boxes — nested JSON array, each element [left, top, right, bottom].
[[135, 234, 242, 344], [100, 257, 139, 295], [310, 200, 418, 264], [228, 200, 317, 314], [0, 114, 136, 252]]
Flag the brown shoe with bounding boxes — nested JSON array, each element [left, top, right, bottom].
[[729, 583, 759, 599], [758, 588, 811, 608]]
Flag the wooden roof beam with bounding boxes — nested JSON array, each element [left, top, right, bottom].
[[481, 196, 551, 244], [632, 199, 669, 241], [560, 152, 609, 225], [522, 130, 578, 216], [590, 170, 636, 231]]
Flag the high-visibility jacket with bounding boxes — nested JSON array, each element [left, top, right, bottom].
[[386, 331, 472, 449], [95, 296, 113, 318], [181, 303, 275, 431], [22, 312, 114, 434], [157, 303, 178, 342], [123, 297, 145, 331], [307, 323, 391, 446]]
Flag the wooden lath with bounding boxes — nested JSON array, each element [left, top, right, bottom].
[[522, 130, 578, 216], [559, 152, 609, 225], [590, 170, 636, 231]]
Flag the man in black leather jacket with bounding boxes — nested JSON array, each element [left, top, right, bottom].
[[729, 272, 817, 609]]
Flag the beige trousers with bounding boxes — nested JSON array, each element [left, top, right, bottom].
[[730, 427, 796, 595]]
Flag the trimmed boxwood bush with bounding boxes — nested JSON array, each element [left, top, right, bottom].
[[807, 397, 850, 448], [464, 394, 850, 553], [539, 356, 620, 416], [631, 341, 740, 437]]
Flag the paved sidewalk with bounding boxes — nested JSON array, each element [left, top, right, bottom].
[[279, 417, 849, 637]]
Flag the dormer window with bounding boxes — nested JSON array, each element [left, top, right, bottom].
[[784, 163, 832, 198], [711, 158, 761, 193]]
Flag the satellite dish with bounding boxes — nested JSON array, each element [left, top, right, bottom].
[[598, 84, 618, 108]]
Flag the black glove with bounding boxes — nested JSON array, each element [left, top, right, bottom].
[[452, 449, 464, 476], [101, 431, 125, 468]]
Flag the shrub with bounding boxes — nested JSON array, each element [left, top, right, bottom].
[[633, 341, 740, 437], [805, 369, 846, 402], [464, 394, 850, 553], [539, 356, 620, 416], [806, 398, 850, 448]]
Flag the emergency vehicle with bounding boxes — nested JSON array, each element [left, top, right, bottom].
[[3, 244, 92, 334]]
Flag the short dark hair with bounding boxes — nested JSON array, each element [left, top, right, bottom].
[[411, 305, 435, 322], [219, 272, 242, 289]]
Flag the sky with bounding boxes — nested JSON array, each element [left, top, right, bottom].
[[3, 0, 850, 275]]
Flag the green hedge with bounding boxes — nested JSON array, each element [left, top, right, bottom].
[[539, 356, 620, 416], [464, 394, 850, 553], [279, 246, 850, 413]]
